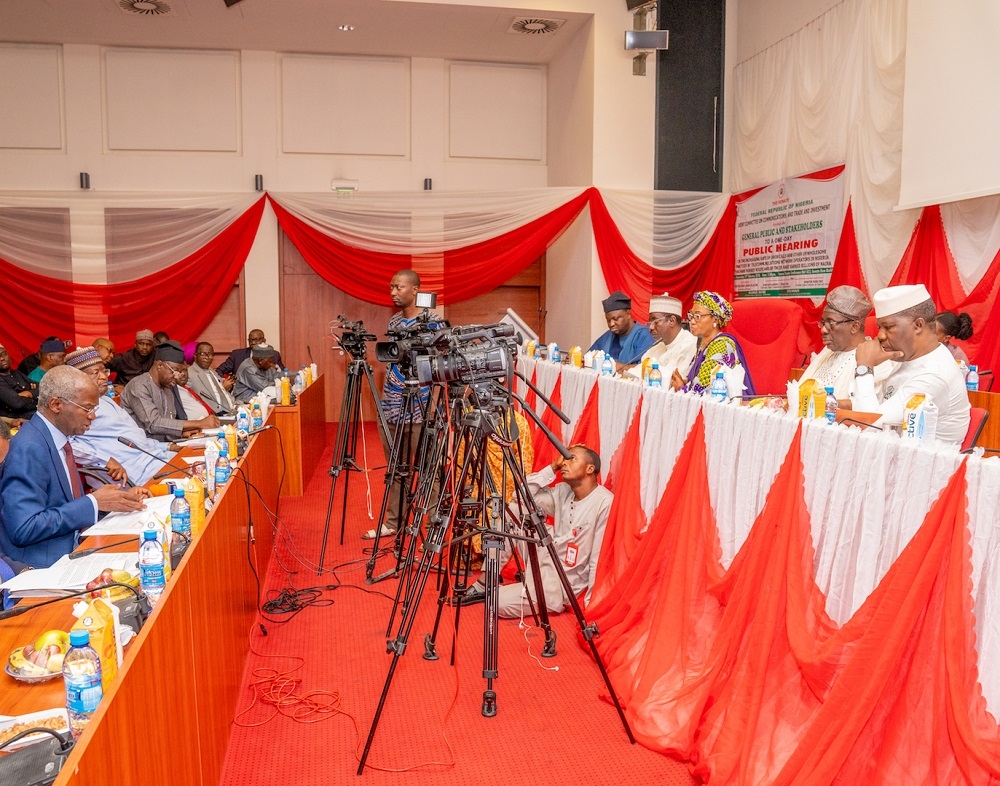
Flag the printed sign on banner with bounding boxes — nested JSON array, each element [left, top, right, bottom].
[[735, 169, 846, 298]]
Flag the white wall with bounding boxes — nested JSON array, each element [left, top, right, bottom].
[[735, 0, 843, 63]]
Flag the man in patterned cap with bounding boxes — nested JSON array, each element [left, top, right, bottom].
[[66, 346, 177, 485], [588, 290, 655, 367], [109, 329, 157, 386], [234, 343, 281, 402], [120, 341, 220, 442]]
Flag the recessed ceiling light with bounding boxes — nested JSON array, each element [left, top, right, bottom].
[[338, 25, 355, 32]]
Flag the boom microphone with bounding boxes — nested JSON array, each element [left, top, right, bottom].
[[117, 436, 194, 478]]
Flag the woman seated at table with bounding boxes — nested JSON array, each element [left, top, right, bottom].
[[670, 291, 755, 396], [934, 310, 973, 365]]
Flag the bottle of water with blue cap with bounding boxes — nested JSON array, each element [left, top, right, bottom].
[[710, 370, 728, 401]]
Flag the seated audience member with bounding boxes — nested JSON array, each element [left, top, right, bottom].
[[109, 329, 157, 386], [120, 341, 220, 442], [16, 337, 57, 376], [934, 311, 974, 365], [153, 331, 170, 345], [623, 292, 697, 382], [175, 365, 216, 420], [801, 285, 894, 402], [0, 343, 38, 424], [0, 422, 32, 608], [216, 329, 284, 379], [852, 284, 971, 444], [234, 344, 281, 402], [187, 342, 237, 415], [457, 444, 612, 616], [65, 347, 177, 485], [92, 337, 115, 368], [27, 338, 67, 383], [0, 366, 150, 568], [670, 291, 756, 396], [588, 291, 655, 367]]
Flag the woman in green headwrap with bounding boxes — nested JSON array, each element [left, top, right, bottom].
[[669, 291, 755, 396]]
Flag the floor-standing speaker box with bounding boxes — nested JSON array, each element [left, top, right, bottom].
[[654, 0, 726, 192]]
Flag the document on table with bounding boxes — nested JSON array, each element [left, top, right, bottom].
[[81, 494, 173, 537], [1, 553, 139, 598]]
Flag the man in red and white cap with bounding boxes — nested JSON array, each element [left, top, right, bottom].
[[623, 292, 697, 382], [851, 284, 970, 444]]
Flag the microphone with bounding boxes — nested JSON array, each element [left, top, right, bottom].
[[69, 537, 139, 560], [306, 344, 314, 363], [117, 436, 194, 477], [247, 424, 275, 437], [0, 583, 151, 631]]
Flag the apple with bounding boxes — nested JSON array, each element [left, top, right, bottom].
[[33, 629, 70, 654]]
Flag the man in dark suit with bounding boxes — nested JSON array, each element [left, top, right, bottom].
[[0, 365, 150, 568], [215, 329, 284, 379]]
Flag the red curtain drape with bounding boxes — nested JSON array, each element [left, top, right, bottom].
[[0, 197, 265, 355], [585, 411, 1000, 784], [569, 382, 601, 465], [591, 191, 738, 323], [532, 373, 565, 472], [269, 191, 590, 306]]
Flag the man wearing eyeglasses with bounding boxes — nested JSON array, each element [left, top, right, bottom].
[[0, 365, 150, 568], [215, 329, 284, 381], [623, 293, 697, 383], [65, 346, 178, 485], [120, 341, 220, 442]]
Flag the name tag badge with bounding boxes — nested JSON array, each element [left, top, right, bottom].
[[565, 542, 579, 568]]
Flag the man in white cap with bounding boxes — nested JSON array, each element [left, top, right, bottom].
[[851, 284, 970, 444], [624, 292, 697, 381]]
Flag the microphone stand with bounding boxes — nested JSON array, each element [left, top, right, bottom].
[[69, 537, 139, 560], [117, 436, 194, 479]]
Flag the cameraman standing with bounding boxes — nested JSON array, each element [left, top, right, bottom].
[[364, 269, 443, 540]]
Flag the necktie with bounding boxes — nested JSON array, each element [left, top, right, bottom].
[[171, 385, 187, 419], [185, 386, 213, 417], [61, 441, 85, 499]]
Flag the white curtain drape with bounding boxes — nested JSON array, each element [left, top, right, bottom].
[[731, 0, 919, 291], [270, 188, 586, 253], [0, 192, 258, 283], [599, 189, 730, 269]]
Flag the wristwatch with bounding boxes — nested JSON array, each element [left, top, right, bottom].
[[855, 365, 871, 377]]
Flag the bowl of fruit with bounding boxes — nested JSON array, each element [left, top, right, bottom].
[[85, 568, 140, 603], [6, 630, 71, 683]]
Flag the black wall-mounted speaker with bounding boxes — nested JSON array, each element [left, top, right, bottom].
[[224, 0, 245, 7]]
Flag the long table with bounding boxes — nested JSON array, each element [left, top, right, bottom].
[[0, 426, 280, 785], [271, 374, 326, 496]]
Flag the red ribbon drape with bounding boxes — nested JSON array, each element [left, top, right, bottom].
[[0, 197, 265, 355], [590, 190, 738, 323], [269, 191, 590, 306]]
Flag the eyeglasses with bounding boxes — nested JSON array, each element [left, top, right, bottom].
[[646, 316, 666, 328], [817, 318, 854, 329], [687, 311, 711, 323], [63, 398, 98, 416]]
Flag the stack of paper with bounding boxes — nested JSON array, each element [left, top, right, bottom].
[[81, 494, 173, 537], [0, 553, 139, 599]]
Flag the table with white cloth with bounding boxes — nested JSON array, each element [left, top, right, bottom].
[[517, 355, 1000, 718]]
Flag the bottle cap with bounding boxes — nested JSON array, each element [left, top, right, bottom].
[[69, 629, 90, 647], [143, 529, 158, 540], [716, 371, 724, 377], [174, 487, 185, 497], [825, 386, 834, 394]]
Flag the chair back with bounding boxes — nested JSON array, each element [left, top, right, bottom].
[[962, 407, 989, 452], [728, 299, 807, 395]]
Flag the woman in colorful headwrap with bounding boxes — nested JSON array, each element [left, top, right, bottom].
[[669, 291, 755, 395]]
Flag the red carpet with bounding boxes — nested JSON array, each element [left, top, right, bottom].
[[220, 423, 698, 786]]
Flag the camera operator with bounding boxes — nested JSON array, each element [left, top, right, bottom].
[[363, 269, 444, 540]]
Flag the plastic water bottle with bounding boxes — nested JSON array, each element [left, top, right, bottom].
[[601, 354, 614, 376], [236, 405, 250, 435], [204, 439, 219, 500], [592, 350, 603, 372], [63, 629, 102, 739], [921, 396, 939, 442], [710, 370, 728, 402], [215, 441, 231, 487], [170, 487, 191, 537], [824, 385, 838, 424], [139, 529, 166, 606], [251, 402, 263, 430], [549, 343, 561, 363], [647, 362, 663, 388], [105, 381, 115, 398], [967, 365, 979, 392]]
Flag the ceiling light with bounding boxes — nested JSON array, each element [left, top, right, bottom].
[[338, 25, 355, 32]]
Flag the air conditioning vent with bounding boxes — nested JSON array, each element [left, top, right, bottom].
[[117, 0, 172, 16], [507, 17, 565, 35]]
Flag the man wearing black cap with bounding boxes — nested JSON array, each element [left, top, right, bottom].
[[588, 290, 655, 366], [234, 343, 281, 402], [119, 341, 220, 441], [26, 338, 67, 383]]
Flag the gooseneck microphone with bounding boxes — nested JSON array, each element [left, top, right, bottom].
[[117, 436, 194, 478], [0, 582, 151, 629]]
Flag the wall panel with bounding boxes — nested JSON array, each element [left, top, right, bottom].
[[0, 44, 63, 150]]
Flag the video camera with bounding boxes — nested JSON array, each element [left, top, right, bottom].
[[331, 316, 378, 360], [413, 323, 520, 386]]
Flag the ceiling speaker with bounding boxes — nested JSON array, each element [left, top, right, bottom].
[[224, 0, 245, 7]]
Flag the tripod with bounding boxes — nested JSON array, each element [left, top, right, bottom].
[[357, 377, 634, 775], [316, 353, 388, 575]]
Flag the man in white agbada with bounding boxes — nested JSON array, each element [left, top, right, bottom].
[[455, 444, 612, 617], [801, 285, 893, 403], [624, 292, 698, 382], [851, 284, 971, 444]]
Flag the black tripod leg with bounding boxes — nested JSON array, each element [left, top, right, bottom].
[[338, 367, 364, 546], [480, 526, 502, 718], [523, 538, 557, 657]]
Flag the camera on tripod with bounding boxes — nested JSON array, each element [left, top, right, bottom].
[[413, 323, 519, 386], [332, 315, 378, 360]]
